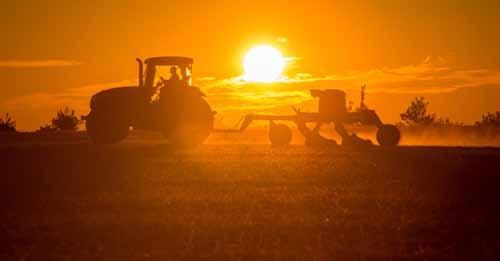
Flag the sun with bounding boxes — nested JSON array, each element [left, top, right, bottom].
[[243, 45, 285, 83]]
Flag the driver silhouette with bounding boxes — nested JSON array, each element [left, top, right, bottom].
[[158, 66, 182, 103], [168, 66, 180, 84]]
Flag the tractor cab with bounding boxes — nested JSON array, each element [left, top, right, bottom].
[[136, 56, 194, 102]]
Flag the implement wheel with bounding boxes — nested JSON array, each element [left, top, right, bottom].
[[269, 122, 292, 146], [376, 124, 400, 147]]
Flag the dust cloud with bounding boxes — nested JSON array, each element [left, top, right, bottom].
[[208, 125, 500, 147]]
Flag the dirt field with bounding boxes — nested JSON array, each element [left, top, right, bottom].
[[1, 133, 500, 259]]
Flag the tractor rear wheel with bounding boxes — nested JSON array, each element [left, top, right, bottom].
[[86, 110, 129, 144], [166, 122, 211, 148], [376, 124, 400, 147]]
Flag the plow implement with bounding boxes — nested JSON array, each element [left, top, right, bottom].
[[215, 88, 401, 147]]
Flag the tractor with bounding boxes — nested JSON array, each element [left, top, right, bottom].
[[225, 86, 401, 147], [84, 56, 214, 146]]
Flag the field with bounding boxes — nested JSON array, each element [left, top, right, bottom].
[[1, 132, 500, 259]]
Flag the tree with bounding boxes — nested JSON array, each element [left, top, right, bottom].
[[475, 111, 500, 127], [51, 107, 80, 131], [0, 113, 17, 132], [400, 97, 436, 126]]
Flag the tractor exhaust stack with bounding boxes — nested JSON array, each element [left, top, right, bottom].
[[136, 58, 144, 88]]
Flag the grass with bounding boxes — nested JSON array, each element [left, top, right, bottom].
[[1, 137, 500, 259]]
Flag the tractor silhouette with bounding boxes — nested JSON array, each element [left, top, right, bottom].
[[84, 57, 214, 146]]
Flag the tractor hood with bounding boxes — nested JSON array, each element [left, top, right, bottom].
[[90, 86, 141, 111]]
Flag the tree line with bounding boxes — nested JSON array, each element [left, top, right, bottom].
[[0, 107, 80, 133], [399, 97, 500, 127]]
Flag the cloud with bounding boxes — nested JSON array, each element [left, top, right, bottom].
[[0, 59, 82, 68], [202, 56, 500, 93], [4, 80, 136, 110], [270, 56, 500, 94]]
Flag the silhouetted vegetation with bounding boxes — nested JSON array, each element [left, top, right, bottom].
[[399, 96, 500, 129], [49, 107, 80, 131], [435, 117, 463, 126], [399, 97, 469, 131], [0, 113, 17, 132], [476, 111, 500, 127], [37, 124, 58, 133], [400, 97, 436, 126]]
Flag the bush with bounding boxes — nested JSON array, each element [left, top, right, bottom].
[[400, 97, 436, 126], [37, 124, 58, 133], [0, 113, 17, 132], [476, 111, 500, 127], [51, 107, 80, 131]]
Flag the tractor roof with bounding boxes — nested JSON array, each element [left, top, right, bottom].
[[144, 56, 194, 66]]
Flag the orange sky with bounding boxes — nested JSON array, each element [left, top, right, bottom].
[[1, 0, 500, 130]]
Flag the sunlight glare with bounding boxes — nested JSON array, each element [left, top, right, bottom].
[[243, 45, 285, 83]]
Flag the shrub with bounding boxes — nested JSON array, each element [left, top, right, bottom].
[[0, 113, 17, 132], [476, 111, 500, 127], [37, 124, 58, 133], [400, 97, 436, 126], [51, 107, 80, 131]]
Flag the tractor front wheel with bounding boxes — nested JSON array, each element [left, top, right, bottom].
[[376, 124, 400, 147], [86, 111, 129, 144], [163, 97, 213, 149], [166, 122, 212, 149]]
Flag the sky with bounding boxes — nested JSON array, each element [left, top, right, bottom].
[[1, 0, 500, 130]]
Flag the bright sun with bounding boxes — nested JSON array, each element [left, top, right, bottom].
[[243, 45, 285, 83]]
